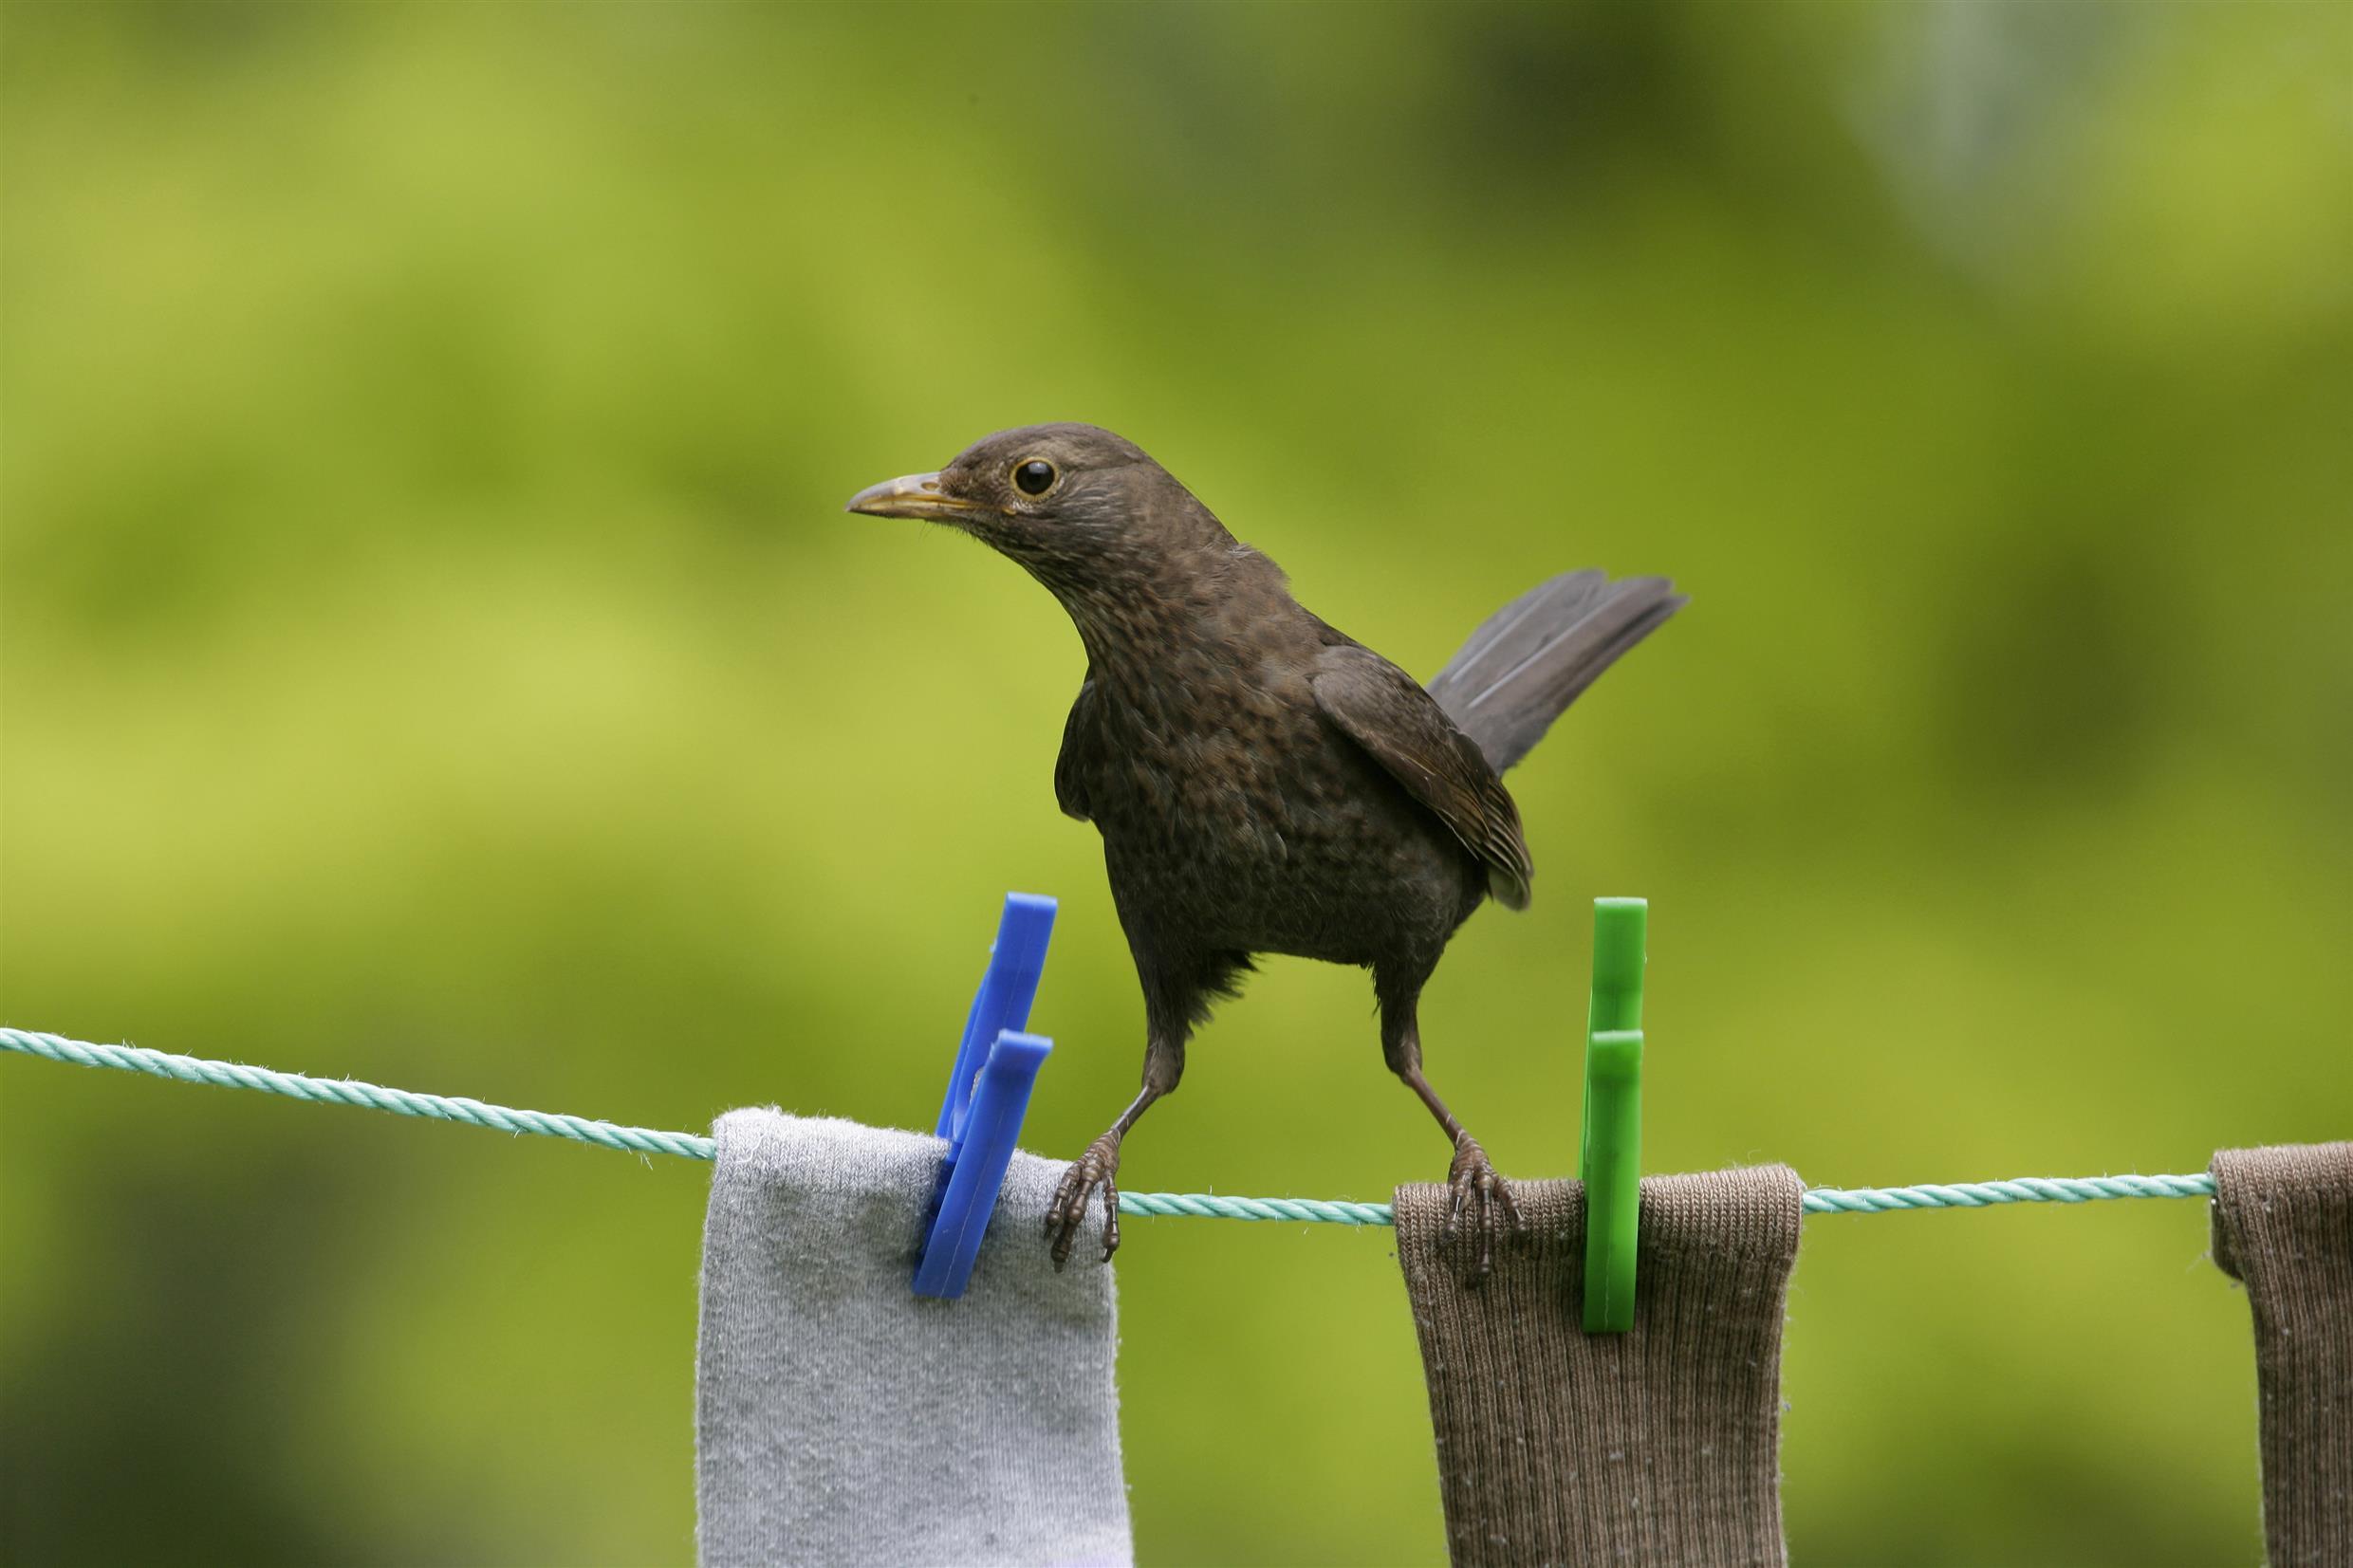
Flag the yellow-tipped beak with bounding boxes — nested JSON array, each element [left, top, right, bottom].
[[843, 471, 981, 523]]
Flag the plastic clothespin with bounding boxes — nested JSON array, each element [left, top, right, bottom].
[[913, 892, 1057, 1300], [1581, 896, 1646, 1333]]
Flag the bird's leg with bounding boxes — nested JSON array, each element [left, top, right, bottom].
[[1379, 976, 1523, 1274], [1046, 1026, 1184, 1268]]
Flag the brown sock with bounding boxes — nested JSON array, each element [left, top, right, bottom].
[[2210, 1142, 2353, 1568], [1395, 1167, 1806, 1568]]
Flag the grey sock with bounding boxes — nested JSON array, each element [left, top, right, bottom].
[[695, 1109, 1133, 1568]]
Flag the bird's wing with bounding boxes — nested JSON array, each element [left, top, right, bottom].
[[1311, 645, 1533, 909], [1054, 674, 1101, 822]]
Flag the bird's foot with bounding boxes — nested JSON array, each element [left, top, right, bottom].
[[1046, 1131, 1123, 1269], [1442, 1131, 1525, 1279]]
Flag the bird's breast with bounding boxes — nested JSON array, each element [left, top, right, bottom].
[[1079, 674, 1478, 961]]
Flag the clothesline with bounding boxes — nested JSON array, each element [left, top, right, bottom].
[[0, 1027, 2217, 1220]]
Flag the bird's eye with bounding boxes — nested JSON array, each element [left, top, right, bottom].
[[1012, 458, 1057, 497]]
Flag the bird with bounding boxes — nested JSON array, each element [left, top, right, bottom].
[[847, 423, 1683, 1270]]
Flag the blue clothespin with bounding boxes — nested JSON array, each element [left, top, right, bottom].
[[913, 892, 1057, 1299]]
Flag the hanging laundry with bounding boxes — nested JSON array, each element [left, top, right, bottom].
[[1396, 1167, 1806, 1568], [695, 1110, 1133, 1568], [2210, 1141, 2353, 1568]]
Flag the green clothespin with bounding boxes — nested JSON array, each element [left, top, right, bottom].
[[1581, 897, 1645, 1333]]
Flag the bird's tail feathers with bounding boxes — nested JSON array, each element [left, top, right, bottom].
[[1426, 570, 1685, 772]]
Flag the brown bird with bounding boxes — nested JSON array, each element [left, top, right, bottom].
[[848, 424, 1682, 1269]]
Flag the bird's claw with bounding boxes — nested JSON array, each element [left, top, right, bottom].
[[1046, 1133, 1122, 1269], [1441, 1132, 1524, 1278]]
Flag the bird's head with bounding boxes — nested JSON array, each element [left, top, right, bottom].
[[845, 423, 1232, 594]]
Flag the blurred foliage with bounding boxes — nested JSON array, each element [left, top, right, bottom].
[[3, 3, 2347, 1564]]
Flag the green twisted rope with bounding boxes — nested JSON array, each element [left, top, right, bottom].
[[1800, 1173, 2213, 1210], [0, 1028, 717, 1159], [0, 1028, 2214, 1222], [1116, 1190, 1397, 1225]]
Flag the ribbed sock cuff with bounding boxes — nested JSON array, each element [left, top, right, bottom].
[[1396, 1166, 1805, 1568], [2211, 1141, 2353, 1568]]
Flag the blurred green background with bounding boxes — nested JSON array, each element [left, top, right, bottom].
[[3, 3, 2346, 1563]]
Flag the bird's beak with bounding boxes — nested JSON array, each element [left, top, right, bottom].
[[843, 471, 982, 523]]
